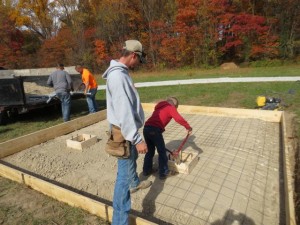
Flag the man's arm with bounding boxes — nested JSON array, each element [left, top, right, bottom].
[[108, 74, 143, 145], [170, 106, 192, 131], [65, 72, 74, 91], [47, 74, 53, 87], [135, 141, 147, 154], [82, 69, 90, 94]]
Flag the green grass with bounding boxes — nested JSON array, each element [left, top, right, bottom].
[[1, 66, 300, 143], [139, 81, 300, 108], [0, 93, 106, 143], [130, 64, 300, 82], [0, 177, 108, 225], [138, 81, 300, 135]]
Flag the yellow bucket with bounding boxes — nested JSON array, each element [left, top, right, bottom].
[[256, 96, 266, 107]]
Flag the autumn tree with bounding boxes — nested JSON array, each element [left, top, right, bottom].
[[0, 2, 25, 68], [37, 27, 76, 67], [15, 0, 57, 40], [230, 0, 298, 59], [138, 0, 176, 67], [273, 0, 299, 58], [0, 0, 298, 70], [158, 0, 202, 67]]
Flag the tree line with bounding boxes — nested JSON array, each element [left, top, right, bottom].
[[0, 0, 299, 72]]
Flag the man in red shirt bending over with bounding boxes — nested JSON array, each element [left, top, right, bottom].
[[143, 97, 192, 180]]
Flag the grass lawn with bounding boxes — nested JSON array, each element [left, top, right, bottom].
[[131, 64, 300, 82], [1, 65, 300, 142]]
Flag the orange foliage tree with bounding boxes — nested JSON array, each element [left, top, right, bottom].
[[0, 5, 24, 68], [0, 0, 291, 70], [94, 39, 109, 68], [37, 27, 76, 67], [218, 13, 279, 62]]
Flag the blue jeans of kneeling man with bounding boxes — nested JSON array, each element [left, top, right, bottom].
[[86, 88, 98, 113], [112, 144, 140, 225]]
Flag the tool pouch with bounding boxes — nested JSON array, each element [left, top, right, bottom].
[[105, 126, 130, 159]]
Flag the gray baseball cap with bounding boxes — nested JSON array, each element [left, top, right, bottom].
[[123, 40, 147, 63]]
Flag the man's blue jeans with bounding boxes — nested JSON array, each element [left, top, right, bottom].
[[56, 92, 71, 122], [112, 145, 139, 225], [143, 126, 169, 177], [86, 88, 98, 113]]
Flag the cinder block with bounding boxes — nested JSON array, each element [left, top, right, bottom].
[[66, 134, 97, 150], [167, 149, 199, 174]]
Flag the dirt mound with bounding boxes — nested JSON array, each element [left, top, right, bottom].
[[24, 82, 53, 95], [220, 62, 239, 70]]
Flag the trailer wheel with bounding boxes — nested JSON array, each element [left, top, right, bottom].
[[0, 110, 8, 125]]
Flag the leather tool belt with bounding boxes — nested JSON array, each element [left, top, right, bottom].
[[105, 125, 130, 159]]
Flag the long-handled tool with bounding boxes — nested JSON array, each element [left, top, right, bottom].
[[167, 132, 190, 164]]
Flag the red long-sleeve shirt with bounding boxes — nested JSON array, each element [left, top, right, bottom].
[[145, 101, 191, 132]]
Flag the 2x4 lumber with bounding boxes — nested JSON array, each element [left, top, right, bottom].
[[0, 163, 157, 225], [142, 103, 282, 122], [281, 112, 296, 225], [0, 110, 107, 159]]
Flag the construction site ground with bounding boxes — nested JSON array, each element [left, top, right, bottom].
[[1, 111, 288, 225]]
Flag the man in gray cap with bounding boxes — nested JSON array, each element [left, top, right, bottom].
[[102, 40, 151, 225]]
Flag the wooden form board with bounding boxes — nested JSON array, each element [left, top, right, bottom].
[[281, 113, 297, 225], [66, 134, 98, 150], [0, 66, 79, 77], [168, 150, 200, 174], [0, 109, 157, 225], [0, 105, 295, 225], [0, 163, 156, 225], [0, 110, 106, 158], [142, 103, 282, 122]]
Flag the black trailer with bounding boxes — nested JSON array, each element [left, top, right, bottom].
[[0, 76, 84, 125]]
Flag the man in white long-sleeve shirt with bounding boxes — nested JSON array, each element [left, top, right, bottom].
[[102, 40, 152, 225]]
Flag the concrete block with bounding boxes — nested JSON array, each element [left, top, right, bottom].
[[167, 149, 199, 174], [66, 134, 97, 150]]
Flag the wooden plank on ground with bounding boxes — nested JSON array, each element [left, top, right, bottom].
[[142, 103, 282, 122], [0, 163, 157, 225], [0, 110, 106, 159], [281, 112, 297, 225]]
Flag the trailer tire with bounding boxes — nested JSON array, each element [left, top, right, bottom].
[[0, 110, 8, 125]]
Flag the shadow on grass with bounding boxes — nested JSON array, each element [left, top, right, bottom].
[[0, 99, 107, 143], [3, 99, 107, 125]]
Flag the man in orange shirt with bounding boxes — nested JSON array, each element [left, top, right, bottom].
[[75, 65, 99, 113]]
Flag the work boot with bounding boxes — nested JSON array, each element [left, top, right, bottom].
[[142, 168, 158, 177], [159, 171, 177, 180], [130, 180, 152, 194]]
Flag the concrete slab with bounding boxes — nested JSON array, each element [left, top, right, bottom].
[[1, 110, 286, 225]]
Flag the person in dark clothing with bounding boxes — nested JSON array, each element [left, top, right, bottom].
[[143, 97, 192, 180], [47, 64, 73, 122]]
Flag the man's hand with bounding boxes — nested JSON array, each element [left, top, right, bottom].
[[187, 128, 193, 135], [136, 141, 148, 154]]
